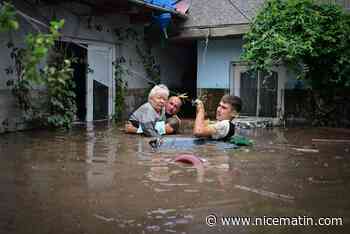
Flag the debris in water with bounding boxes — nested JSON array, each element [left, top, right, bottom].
[[94, 214, 115, 222], [184, 189, 199, 193], [163, 221, 175, 227], [229, 135, 253, 146], [234, 185, 295, 201], [308, 176, 343, 184], [149, 138, 163, 149], [175, 218, 189, 224], [293, 148, 319, 153], [154, 188, 171, 193], [312, 139, 350, 143], [151, 208, 176, 215], [164, 229, 176, 233], [146, 225, 161, 232]]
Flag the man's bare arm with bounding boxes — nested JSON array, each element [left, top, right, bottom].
[[193, 100, 216, 137]]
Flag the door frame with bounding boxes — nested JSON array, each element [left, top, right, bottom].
[[230, 62, 286, 119], [59, 38, 116, 122], [87, 45, 115, 122]]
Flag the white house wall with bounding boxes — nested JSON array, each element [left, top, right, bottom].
[[196, 37, 301, 119], [197, 37, 244, 89]]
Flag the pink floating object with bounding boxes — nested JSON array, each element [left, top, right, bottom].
[[174, 154, 203, 166]]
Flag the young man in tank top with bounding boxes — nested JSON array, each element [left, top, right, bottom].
[[193, 95, 242, 141]]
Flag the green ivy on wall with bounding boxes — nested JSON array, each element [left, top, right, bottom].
[[1, 2, 77, 129], [0, 2, 18, 32], [44, 51, 77, 129], [113, 57, 128, 122]]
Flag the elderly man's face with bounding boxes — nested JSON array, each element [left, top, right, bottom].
[[165, 96, 182, 115], [150, 94, 167, 113]]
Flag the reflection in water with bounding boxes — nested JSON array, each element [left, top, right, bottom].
[[85, 124, 117, 191], [0, 125, 350, 233], [147, 167, 170, 182]]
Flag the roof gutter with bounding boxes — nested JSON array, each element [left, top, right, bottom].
[[128, 0, 188, 19]]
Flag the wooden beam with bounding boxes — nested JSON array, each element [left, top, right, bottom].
[[210, 24, 250, 37], [171, 24, 250, 40]]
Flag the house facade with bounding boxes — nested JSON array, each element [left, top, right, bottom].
[[169, 0, 291, 121], [0, 0, 192, 133], [1, 0, 349, 133], [172, 0, 350, 123]]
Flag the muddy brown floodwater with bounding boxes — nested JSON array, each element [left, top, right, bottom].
[[0, 124, 349, 234]]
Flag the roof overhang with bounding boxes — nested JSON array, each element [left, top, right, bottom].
[[128, 0, 188, 19], [32, 0, 188, 19]]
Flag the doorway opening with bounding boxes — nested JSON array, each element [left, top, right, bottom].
[[178, 42, 197, 118], [55, 41, 87, 122]]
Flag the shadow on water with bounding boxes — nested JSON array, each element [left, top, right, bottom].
[[0, 124, 350, 233]]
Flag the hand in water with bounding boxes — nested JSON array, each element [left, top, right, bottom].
[[149, 138, 163, 149]]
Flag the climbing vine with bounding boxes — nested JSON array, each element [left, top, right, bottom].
[[1, 2, 77, 129], [22, 20, 64, 83], [0, 1, 18, 32], [5, 20, 69, 127], [113, 56, 128, 122], [112, 26, 162, 119], [44, 50, 77, 129], [136, 44, 161, 85]]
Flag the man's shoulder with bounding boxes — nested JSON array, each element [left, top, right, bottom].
[[210, 119, 230, 126], [210, 120, 232, 140]]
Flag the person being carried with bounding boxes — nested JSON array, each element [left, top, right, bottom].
[[125, 84, 169, 137], [193, 94, 242, 141], [125, 94, 183, 135]]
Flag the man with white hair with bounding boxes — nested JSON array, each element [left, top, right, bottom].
[[126, 84, 169, 137]]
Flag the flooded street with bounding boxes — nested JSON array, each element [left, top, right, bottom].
[[0, 124, 349, 233]]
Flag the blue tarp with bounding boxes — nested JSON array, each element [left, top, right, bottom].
[[144, 0, 175, 10]]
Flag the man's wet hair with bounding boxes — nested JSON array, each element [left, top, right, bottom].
[[166, 117, 180, 133], [221, 95, 242, 113]]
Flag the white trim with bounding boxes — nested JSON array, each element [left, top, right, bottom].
[[58, 38, 116, 122], [256, 71, 261, 117], [230, 62, 286, 120], [87, 44, 116, 122]]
